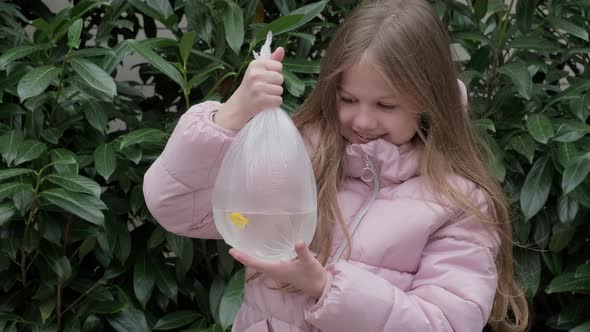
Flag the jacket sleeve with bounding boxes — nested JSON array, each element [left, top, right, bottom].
[[143, 101, 238, 239], [304, 196, 500, 332]]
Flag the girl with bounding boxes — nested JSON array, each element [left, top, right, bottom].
[[143, 0, 529, 331]]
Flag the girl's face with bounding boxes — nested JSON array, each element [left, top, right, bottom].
[[337, 56, 419, 146]]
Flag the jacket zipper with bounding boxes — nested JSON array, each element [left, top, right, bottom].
[[330, 153, 380, 263], [310, 154, 379, 332]]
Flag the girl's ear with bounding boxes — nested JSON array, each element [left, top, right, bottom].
[[457, 79, 468, 111]]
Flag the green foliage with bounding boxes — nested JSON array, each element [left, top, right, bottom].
[[0, 0, 588, 331]]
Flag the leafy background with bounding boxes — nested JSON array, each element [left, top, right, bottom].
[[0, 0, 588, 331]]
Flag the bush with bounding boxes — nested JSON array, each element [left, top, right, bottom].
[[0, 0, 588, 331]]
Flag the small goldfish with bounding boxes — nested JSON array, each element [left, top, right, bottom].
[[230, 212, 248, 229]]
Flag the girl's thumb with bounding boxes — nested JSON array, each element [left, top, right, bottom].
[[271, 47, 285, 62]]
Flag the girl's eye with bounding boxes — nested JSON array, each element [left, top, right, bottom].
[[340, 97, 356, 104], [378, 103, 397, 112]]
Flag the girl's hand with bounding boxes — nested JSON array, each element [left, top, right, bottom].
[[214, 47, 285, 130], [229, 240, 327, 299]]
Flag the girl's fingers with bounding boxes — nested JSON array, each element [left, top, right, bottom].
[[259, 59, 282, 73], [264, 71, 284, 85], [294, 241, 313, 262], [229, 249, 276, 273], [264, 83, 283, 96], [271, 47, 285, 62]]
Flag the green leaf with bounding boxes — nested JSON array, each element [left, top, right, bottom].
[[156, 265, 178, 302], [0, 182, 29, 201], [82, 314, 102, 331], [481, 132, 506, 181], [121, 145, 142, 165], [549, 224, 576, 252], [508, 34, 558, 50], [78, 236, 96, 261], [570, 94, 590, 122], [0, 131, 23, 166], [90, 300, 127, 315], [41, 242, 72, 280], [83, 101, 110, 133], [223, 2, 244, 54], [40, 188, 105, 226], [45, 174, 101, 198], [106, 307, 150, 332], [526, 113, 554, 144], [544, 79, 590, 111], [128, 39, 184, 87], [0, 103, 27, 119], [283, 69, 305, 97], [148, 227, 166, 249], [473, 0, 488, 21], [558, 195, 579, 224], [184, 0, 213, 43], [94, 144, 117, 181], [254, 1, 328, 43], [153, 311, 201, 330], [577, 264, 590, 278], [166, 233, 193, 271], [179, 32, 197, 65], [12, 183, 34, 215], [146, 0, 173, 18], [0, 46, 37, 69], [72, 47, 116, 58], [68, 18, 83, 49], [562, 153, 590, 193], [547, 272, 590, 293], [508, 133, 535, 163], [571, 321, 590, 332], [17, 66, 58, 101], [553, 120, 590, 143], [557, 142, 578, 168], [497, 63, 532, 100], [103, 40, 132, 75], [218, 270, 245, 331], [187, 63, 225, 89], [14, 140, 47, 166], [217, 241, 234, 277], [39, 298, 55, 324], [520, 156, 553, 220], [571, 176, 590, 208], [283, 58, 321, 74], [542, 252, 563, 276], [50, 149, 78, 175], [119, 128, 167, 150], [134, 255, 155, 309], [0, 203, 17, 226], [516, 0, 536, 33], [42, 128, 61, 145], [70, 58, 117, 99], [513, 247, 540, 301], [548, 17, 589, 41], [0, 168, 33, 182]]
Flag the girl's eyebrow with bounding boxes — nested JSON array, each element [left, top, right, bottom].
[[337, 86, 397, 100]]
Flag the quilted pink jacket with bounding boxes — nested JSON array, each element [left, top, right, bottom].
[[143, 100, 500, 332]]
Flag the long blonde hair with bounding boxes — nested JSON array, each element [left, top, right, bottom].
[[291, 0, 529, 330]]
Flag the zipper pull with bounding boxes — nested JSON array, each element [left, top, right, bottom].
[[360, 154, 375, 182]]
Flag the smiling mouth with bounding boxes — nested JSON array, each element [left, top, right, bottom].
[[355, 131, 383, 141]]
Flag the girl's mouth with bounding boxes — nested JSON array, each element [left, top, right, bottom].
[[355, 131, 383, 142]]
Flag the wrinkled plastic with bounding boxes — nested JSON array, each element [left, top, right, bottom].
[[212, 31, 317, 262]]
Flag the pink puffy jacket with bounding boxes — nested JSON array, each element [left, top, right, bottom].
[[143, 98, 500, 332]]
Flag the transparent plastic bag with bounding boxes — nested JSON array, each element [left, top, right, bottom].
[[212, 32, 317, 262]]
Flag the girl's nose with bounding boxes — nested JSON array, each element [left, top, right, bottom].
[[353, 104, 378, 131]]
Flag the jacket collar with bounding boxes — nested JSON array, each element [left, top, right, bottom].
[[344, 138, 420, 187]]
